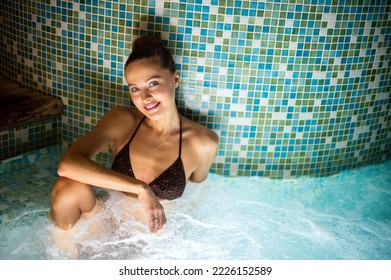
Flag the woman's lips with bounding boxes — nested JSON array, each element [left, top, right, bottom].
[[144, 102, 160, 111]]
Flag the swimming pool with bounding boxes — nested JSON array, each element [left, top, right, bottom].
[[0, 145, 390, 260]]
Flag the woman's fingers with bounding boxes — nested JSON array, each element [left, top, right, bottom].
[[138, 189, 167, 233], [148, 207, 166, 233]]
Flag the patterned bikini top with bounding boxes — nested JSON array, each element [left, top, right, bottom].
[[111, 116, 186, 200]]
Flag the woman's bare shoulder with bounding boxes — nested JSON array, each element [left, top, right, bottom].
[[91, 106, 143, 142], [182, 116, 219, 182], [182, 117, 219, 152], [98, 106, 142, 127]]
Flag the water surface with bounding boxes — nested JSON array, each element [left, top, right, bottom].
[[0, 146, 390, 259]]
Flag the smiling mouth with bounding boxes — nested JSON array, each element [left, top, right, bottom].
[[144, 102, 160, 111]]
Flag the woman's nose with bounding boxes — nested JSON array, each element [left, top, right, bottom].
[[141, 89, 152, 101]]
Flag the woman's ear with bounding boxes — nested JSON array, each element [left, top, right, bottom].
[[174, 71, 180, 87]]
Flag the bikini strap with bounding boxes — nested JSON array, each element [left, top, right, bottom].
[[127, 116, 146, 145], [128, 115, 181, 156], [178, 116, 182, 157]]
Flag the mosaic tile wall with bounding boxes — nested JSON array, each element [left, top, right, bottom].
[[0, 121, 60, 161], [1, 0, 390, 178]]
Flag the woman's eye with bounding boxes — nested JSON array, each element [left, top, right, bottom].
[[149, 81, 159, 87], [130, 87, 139, 93]]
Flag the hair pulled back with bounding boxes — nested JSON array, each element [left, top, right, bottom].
[[125, 36, 177, 73]]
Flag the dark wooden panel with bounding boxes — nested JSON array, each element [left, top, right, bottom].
[[0, 76, 63, 131]]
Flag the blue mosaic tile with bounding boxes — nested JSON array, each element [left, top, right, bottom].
[[0, 0, 390, 177]]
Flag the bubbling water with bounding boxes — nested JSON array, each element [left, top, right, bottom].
[[0, 160, 390, 260]]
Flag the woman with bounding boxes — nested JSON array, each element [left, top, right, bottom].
[[50, 36, 219, 234]]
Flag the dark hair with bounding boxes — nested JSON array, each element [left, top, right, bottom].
[[125, 36, 177, 73]]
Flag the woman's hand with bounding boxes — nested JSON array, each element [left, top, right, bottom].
[[137, 186, 167, 234]]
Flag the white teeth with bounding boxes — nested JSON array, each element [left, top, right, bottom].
[[145, 102, 159, 110]]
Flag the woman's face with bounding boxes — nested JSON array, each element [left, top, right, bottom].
[[125, 58, 179, 120]]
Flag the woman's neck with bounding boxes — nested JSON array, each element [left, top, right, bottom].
[[145, 109, 181, 136]]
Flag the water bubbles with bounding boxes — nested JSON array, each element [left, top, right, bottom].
[[1, 157, 390, 259]]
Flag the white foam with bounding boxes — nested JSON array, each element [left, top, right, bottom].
[[1, 162, 391, 260]]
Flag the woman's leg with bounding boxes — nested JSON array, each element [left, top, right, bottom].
[[50, 177, 97, 230]]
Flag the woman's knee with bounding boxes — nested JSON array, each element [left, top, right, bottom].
[[50, 177, 96, 228], [53, 176, 94, 197]]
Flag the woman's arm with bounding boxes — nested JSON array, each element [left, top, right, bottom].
[[57, 107, 165, 233], [57, 107, 147, 194]]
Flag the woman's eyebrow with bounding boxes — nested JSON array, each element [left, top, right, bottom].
[[128, 75, 162, 86]]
